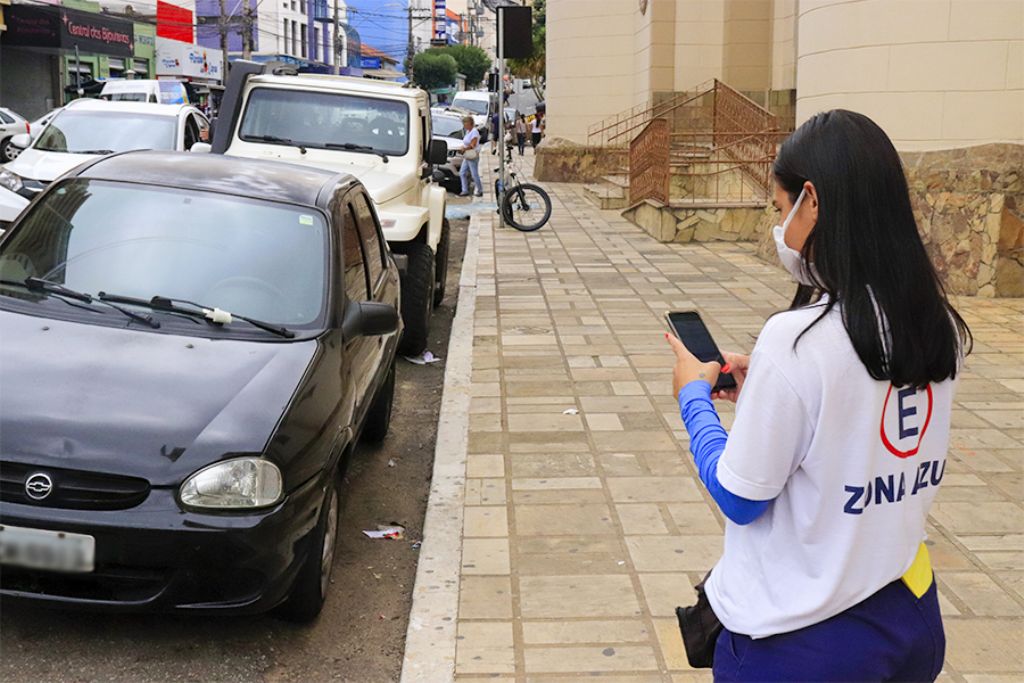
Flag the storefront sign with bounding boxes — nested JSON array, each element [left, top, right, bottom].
[[432, 0, 446, 42], [155, 36, 223, 80], [157, 1, 194, 44], [5, 4, 133, 57], [360, 56, 382, 69]]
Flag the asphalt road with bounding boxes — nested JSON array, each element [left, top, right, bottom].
[[0, 217, 469, 683]]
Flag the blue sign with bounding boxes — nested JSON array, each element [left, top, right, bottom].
[[361, 56, 382, 69]]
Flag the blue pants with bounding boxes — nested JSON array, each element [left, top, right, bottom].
[[714, 578, 944, 682], [460, 157, 482, 195]]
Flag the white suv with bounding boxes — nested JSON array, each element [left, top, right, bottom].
[[0, 100, 209, 229], [211, 63, 451, 355]]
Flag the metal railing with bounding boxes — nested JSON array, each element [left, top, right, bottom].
[[628, 119, 670, 205]]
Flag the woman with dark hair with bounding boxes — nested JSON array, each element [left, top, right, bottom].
[[667, 109, 971, 682]]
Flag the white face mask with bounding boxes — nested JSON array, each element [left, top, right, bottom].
[[773, 188, 817, 286]]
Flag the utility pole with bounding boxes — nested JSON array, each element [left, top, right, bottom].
[[241, 2, 254, 60], [218, 0, 229, 79], [332, 0, 340, 74], [407, 6, 415, 83]]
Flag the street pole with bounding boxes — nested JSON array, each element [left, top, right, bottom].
[[406, 6, 414, 83], [74, 44, 81, 98], [242, 3, 253, 60], [497, 6, 506, 229], [218, 0, 229, 79], [332, 0, 340, 74]]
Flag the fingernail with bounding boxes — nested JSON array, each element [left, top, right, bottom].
[[722, 364, 731, 373]]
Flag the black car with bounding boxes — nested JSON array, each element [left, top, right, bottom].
[[0, 151, 401, 622]]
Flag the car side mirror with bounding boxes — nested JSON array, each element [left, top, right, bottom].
[[11, 134, 31, 149], [190, 142, 212, 153], [342, 301, 399, 339], [427, 139, 448, 165]]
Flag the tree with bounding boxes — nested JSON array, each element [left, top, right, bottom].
[[430, 44, 491, 88], [411, 51, 458, 92], [507, 0, 545, 98]]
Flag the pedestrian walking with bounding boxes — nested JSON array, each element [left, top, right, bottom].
[[515, 114, 527, 156], [530, 112, 544, 150], [490, 110, 501, 155], [667, 109, 970, 682], [458, 116, 483, 198]]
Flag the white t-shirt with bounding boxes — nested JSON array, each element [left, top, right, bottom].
[[462, 127, 480, 148], [706, 302, 956, 638]]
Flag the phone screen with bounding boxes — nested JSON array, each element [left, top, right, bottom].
[[666, 311, 737, 391]]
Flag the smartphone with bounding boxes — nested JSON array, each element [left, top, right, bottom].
[[664, 311, 737, 392]]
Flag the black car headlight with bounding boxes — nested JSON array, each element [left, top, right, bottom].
[[0, 169, 23, 193], [180, 457, 283, 509]]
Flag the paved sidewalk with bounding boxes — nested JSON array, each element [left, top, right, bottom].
[[404, 156, 1024, 683]]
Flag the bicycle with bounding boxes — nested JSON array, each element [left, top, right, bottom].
[[493, 163, 552, 232]]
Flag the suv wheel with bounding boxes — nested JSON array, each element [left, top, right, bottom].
[[433, 219, 451, 308], [276, 474, 339, 623], [396, 242, 435, 357], [362, 359, 395, 442]]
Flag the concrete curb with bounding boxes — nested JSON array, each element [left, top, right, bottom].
[[399, 213, 481, 683]]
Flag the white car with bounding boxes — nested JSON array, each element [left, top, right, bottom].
[[0, 100, 209, 228], [450, 91, 497, 134], [0, 107, 30, 162]]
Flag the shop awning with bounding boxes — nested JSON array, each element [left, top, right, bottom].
[[362, 67, 404, 80]]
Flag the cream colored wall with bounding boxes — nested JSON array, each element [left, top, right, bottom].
[[796, 0, 1024, 150], [770, 0, 796, 91], [721, 0, 772, 91], [673, 0, 726, 91], [545, 0, 637, 143], [634, 0, 677, 104]]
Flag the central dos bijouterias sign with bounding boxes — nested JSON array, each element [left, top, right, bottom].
[[4, 4, 134, 58]]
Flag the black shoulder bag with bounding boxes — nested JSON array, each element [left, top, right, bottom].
[[675, 571, 723, 668]]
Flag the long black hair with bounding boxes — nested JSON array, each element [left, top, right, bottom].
[[773, 109, 971, 388]]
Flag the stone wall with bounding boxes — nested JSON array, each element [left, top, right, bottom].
[[534, 139, 628, 184], [623, 200, 765, 243], [753, 143, 1023, 297]]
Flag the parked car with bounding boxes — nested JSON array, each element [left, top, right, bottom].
[[211, 62, 450, 355], [0, 151, 401, 622], [431, 111, 467, 194], [28, 108, 62, 141], [450, 90, 498, 140], [0, 100, 209, 229], [0, 107, 29, 162], [100, 79, 189, 105]]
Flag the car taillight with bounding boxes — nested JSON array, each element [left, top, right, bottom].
[[25, 122, 30, 134]]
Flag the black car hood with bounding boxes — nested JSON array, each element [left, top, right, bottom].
[[0, 310, 319, 486]]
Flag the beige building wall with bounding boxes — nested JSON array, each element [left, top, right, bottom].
[[721, 0, 772, 91], [673, 0, 726, 91], [545, 0, 636, 143], [634, 0, 677, 104], [770, 0, 796, 91], [796, 0, 1024, 150]]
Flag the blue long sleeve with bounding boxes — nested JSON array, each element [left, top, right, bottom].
[[678, 381, 771, 525]]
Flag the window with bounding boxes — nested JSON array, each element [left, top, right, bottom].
[[35, 111, 176, 153], [239, 87, 411, 156], [283, 19, 289, 54], [313, 27, 320, 62], [301, 23, 308, 59], [342, 205, 368, 302], [183, 115, 201, 149], [291, 20, 298, 55], [0, 111, 14, 125], [352, 192, 384, 290]]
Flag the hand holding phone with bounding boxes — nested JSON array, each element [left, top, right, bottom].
[[664, 311, 737, 394]]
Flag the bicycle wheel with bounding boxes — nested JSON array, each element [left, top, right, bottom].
[[501, 183, 552, 232]]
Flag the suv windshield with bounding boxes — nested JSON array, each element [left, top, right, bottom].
[[240, 87, 410, 157], [0, 180, 327, 329], [34, 111, 176, 153], [451, 98, 488, 115], [433, 116, 464, 138]]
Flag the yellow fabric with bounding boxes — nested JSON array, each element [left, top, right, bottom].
[[901, 543, 933, 598]]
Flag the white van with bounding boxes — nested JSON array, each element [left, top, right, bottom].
[[450, 90, 497, 134], [100, 79, 189, 105]]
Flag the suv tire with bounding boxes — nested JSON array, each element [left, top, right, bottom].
[[396, 242, 435, 357], [433, 219, 451, 308], [1, 137, 19, 162], [362, 359, 395, 443], [276, 473, 339, 623]]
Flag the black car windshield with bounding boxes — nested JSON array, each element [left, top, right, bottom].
[[0, 180, 327, 328], [433, 115, 464, 138], [34, 111, 176, 153], [240, 87, 410, 157], [451, 98, 488, 115]]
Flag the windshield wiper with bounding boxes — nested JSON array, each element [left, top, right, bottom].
[[72, 149, 116, 155], [3, 277, 161, 328], [98, 292, 295, 339], [324, 142, 389, 163], [244, 134, 307, 154]]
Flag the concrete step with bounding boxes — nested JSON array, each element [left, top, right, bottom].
[[601, 174, 629, 189], [583, 182, 628, 210]]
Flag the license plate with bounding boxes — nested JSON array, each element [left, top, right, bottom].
[[0, 524, 95, 573]]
